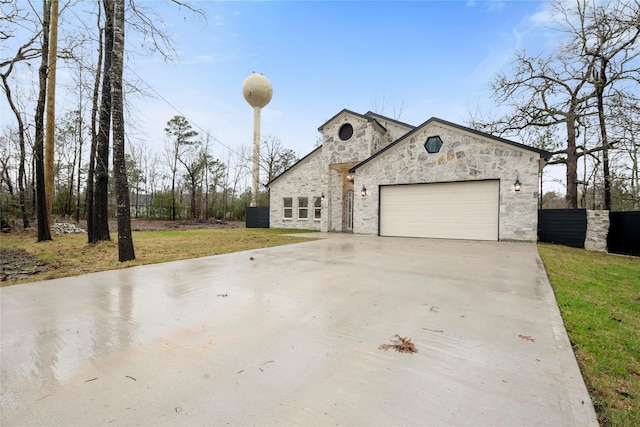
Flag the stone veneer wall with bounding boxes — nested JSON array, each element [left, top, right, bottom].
[[353, 123, 541, 242], [269, 149, 324, 231], [327, 168, 346, 232], [322, 115, 372, 165], [584, 210, 609, 252]]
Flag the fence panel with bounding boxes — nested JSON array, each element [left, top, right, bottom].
[[245, 207, 270, 228], [538, 209, 587, 248], [608, 211, 640, 257]]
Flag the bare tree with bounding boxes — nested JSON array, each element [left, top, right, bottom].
[[260, 135, 298, 204], [92, 0, 114, 243], [474, 0, 640, 209], [208, 157, 226, 219], [34, 0, 52, 241], [610, 91, 640, 209], [371, 96, 407, 120], [473, 50, 596, 208], [179, 144, 207, 219], [230, 146, 251, 216], [571, 0, 640, 209], [73, 68, 85, 223], [1, 30, 41, 229], [54, 110, 82, 216], [0, 145, 14, 195], [127, 139, 148, 217], [86, 4, 103, 242], [111, 0, 134, 261]]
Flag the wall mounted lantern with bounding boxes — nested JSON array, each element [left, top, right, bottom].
[[514, 175, 521, 192], [321, 192, 325, 201], [361, 185, 367, 197]]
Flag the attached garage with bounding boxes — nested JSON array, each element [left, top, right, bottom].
[[379, 180, 500, 241]]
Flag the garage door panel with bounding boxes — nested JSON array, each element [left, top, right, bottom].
[[380, 181, 499, 241]]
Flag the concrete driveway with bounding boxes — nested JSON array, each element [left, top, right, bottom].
[[1, 234, 597, 426]]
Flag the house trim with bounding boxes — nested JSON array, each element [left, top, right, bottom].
[[317, 108, 388, 134], [363, 111, 415, 130]]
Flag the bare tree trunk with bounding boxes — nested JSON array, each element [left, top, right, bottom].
[[1, 70, 31, 229], [1, 158, 14, 194], [44, 0, 59, 222], [75, 92, 83, 223], [66, 133, 77, 216], [595, 61, 611, 210], [86, 6, 103, 242], [93, 0, 114, 242], [171, 172, 176, 220], [111, 0, 134, 261], [34, 0, 53, 242], [565, 114, 579, 209]]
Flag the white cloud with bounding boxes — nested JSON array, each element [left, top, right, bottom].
[[466, 0, 507, 11], [484, 1, 506, 12]]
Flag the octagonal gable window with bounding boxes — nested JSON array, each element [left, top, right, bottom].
[[424, 136, 443, 153], [338, 123, 354, 141]]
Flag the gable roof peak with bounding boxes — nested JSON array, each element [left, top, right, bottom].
[[317, 108, 390, 132], [363, 111, 415, 129]]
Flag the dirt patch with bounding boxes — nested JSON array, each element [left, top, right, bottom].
[[122, 219, 245, 232], [1, 248, 50, 283]]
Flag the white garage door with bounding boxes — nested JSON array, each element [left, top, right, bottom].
[[380, 180, 499, 241]]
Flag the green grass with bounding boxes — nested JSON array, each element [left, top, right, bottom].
[[1, 228, 317, 285], [538, 243, 640, 427]]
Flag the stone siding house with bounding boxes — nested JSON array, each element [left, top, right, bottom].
[[268, 109, 551, 242]]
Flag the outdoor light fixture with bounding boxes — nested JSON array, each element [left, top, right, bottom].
[[361, 185, 367, 197], [321, 192, 325, 201], [514, 176, 521, 192]]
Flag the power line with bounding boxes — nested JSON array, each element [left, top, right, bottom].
[[125, 64, 251, 163]]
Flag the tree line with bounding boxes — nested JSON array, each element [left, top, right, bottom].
[[1, 111, 298, 226], [0, 1, 297, 263]]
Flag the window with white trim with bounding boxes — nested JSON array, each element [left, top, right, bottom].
[[298, 197, 308, 219], [313, 196, 322, 220], [283, 197, 293, 219]]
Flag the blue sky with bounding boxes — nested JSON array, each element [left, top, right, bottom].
[[123, 0, 556, 158]]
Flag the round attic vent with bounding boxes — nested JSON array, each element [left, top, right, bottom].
[[339, 123, 354, 141]]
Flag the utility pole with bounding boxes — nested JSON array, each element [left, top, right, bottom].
[[44, 0, 59, 222]]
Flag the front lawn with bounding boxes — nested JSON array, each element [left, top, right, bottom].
[[538, 243, 640, 427], [1, 228, 316, 285]]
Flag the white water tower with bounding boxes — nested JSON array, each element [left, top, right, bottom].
[[242, 72, 273, 207]]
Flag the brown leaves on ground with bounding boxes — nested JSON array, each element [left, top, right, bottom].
[[379, 334, 418, 353], [518, 334, 536, 342]]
